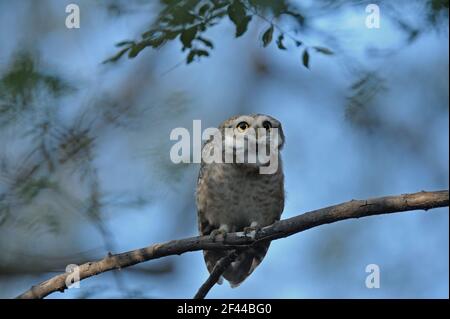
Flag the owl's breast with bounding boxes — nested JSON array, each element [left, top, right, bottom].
[[197, 162, 284, 232]]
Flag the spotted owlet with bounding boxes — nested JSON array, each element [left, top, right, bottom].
[[196, 114, 285, 287]]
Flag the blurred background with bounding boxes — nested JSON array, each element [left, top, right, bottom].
[[0, 0, 448, 298]]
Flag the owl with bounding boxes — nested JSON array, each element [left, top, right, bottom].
[[196, 114, 285, 287]]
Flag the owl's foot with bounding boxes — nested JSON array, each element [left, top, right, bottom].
[[210, 228, 228, 242], [243, 222, 261, 239]]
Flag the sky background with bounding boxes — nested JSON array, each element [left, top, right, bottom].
[[0, 0, 448, 298]]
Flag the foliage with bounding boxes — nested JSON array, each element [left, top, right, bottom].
[[0, 53, 73, 125], [104, 0, 333, 68]]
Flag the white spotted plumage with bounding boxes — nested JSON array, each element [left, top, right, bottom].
[[196, 114, 285, 287]]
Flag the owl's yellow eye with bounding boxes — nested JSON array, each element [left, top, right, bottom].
[[236, 121, 249, 132]]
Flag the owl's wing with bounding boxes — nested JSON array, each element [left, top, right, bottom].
[[197, 162, 228, 282], [197, 159, 231, 284], [196, 159, 212, 232]]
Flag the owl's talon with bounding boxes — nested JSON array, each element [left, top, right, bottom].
[[243, 225, 261, 239], [210, 229, 228, 242]]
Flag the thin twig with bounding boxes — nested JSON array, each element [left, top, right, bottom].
[[193, 250, 239, 299]]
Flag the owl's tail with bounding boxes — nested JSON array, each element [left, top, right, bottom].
[[223, 242, 270, 288], [203, 242, 270, 288]]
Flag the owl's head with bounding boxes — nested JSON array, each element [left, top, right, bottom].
[[219, 114, 285, 148], [217, 114, 284, 172]]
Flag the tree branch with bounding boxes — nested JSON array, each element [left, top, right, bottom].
[[193, 250, 239, 299], [16, 190, 449, 299]]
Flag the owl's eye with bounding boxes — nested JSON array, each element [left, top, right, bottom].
[[262, 121, 272, 130], [236, 121, 249, 132]]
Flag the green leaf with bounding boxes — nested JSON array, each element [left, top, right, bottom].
[[141, 30, 155, 38], [302, 49, 309, 69], [187, 50, 196, 64], [149, 37, 165, 48], [128, 42, 146, 58], [262, 25, 274, 47], [227, 0, 252, 37], [102, 48, 130, 64], [180, 26, 198, 49], [211, 0, 229, 10], [198, 22, 207, 32], [228, 0, 246, 23], [165, 30, 179, 40], [0, 53, 73, 103], [186, 49, 210, 64], [314, 46, 334, 55], [196, 49, 209, 57], [236, 16, 252, 37], [115, 40, 135, 47], [197, 36, 214, 49], [199, 3, 210, 16], [276, 34, 286, 50], [169, 6, 197, 25]]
